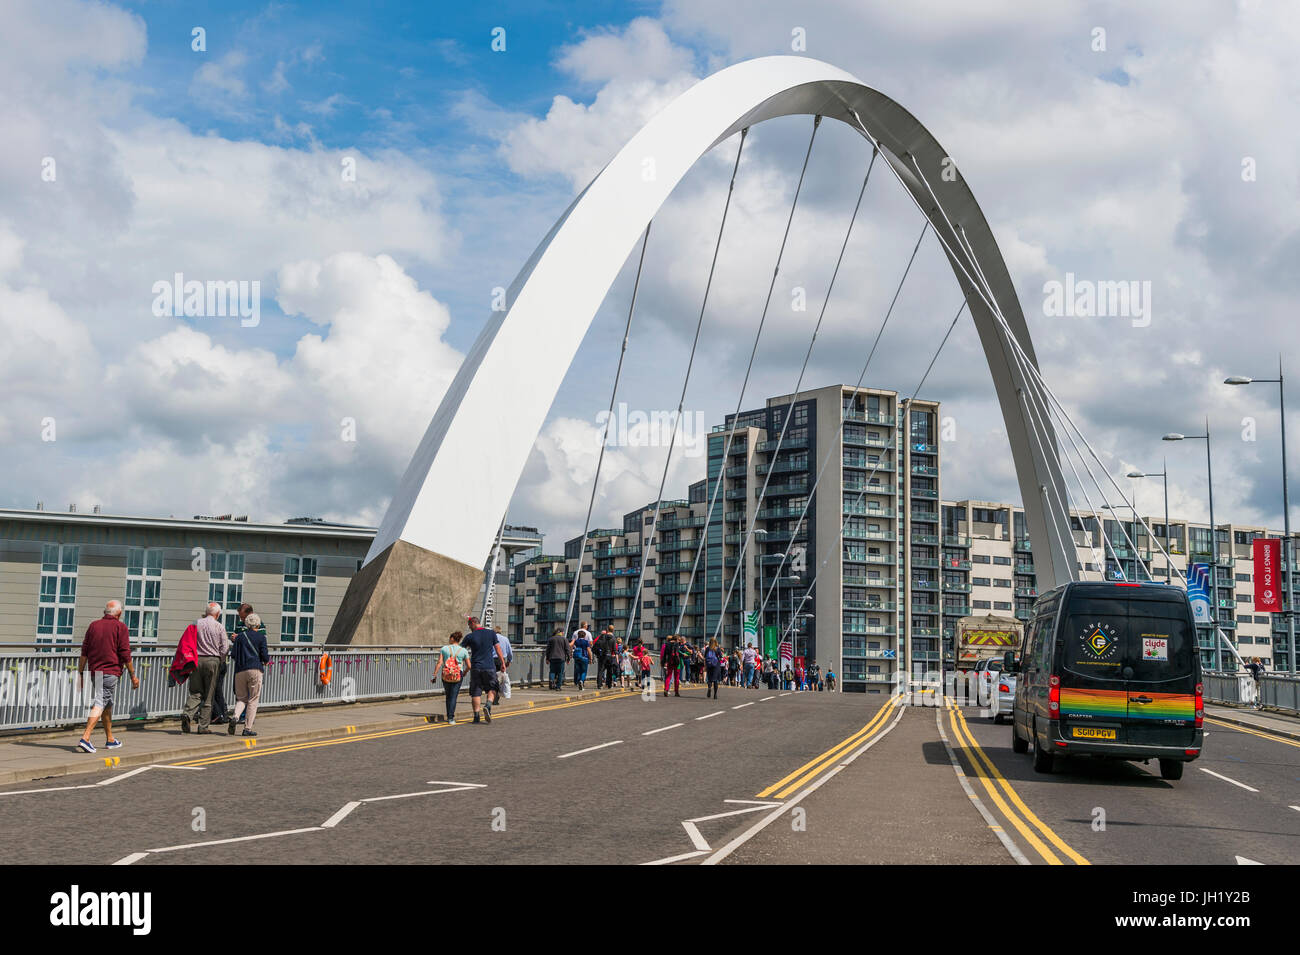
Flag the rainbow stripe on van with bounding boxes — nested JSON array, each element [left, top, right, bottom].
[[1061, 688, 1194, 721]]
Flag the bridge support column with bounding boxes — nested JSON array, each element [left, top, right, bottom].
[[327, 540, 482, 647]]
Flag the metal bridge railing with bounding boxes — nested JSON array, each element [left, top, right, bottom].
[[1202, 670, 1300, 715], [0, 644, 605, 733]]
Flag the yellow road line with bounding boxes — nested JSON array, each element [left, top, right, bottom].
[[945, 703, 1062, 865], [173, 691, 636, 767], [950, 704, 1089, 865], [1204, 717, 1300, 749], [756, 698, 896, 799]]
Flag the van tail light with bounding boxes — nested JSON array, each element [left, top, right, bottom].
[[999, 683, 1010, 693], [1194, 682, 1203, 728], [1048, 674, 1060, 718]]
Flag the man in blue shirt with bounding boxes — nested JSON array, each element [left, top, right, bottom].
[[462, 616, 506, 723]]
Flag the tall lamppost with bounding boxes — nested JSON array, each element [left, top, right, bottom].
[[1164, 421, 1221, 668], [754, 528, 768, 651], [1226, 362, 1296, 673], [1126, 461, 1170, 581]]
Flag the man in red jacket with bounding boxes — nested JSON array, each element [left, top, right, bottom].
[[77, 600, 139, 754]]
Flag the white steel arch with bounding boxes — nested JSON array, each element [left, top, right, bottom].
[[368, 55, 1077, 590]]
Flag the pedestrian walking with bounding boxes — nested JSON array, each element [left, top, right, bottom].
[[632, 642, 653, 689], [704, 637, 724, 699], [432, 630, 470, 724], [620, 645, 634, 689], [595, 628, 618, 688], [546, 627, 570, 690], [826, 668, 837, 692], [571, 627, 592, 690], [661, 636, 681, 697], [76, 600, 138, 753], [182, 602, 229, 734], [463, 616, 506, 724], [228, 612, 269, 737], [741, 643, 757, 689]]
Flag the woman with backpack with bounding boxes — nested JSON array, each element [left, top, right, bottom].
[[661, 637, 681, 697], [432, 631, 470, 724]]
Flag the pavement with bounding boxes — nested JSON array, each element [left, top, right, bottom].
[[0, 683, 1296, 865], [1203, 703, 1300, 742], [0, 684, 621, 785]]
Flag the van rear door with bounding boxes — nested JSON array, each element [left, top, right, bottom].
[[1058, 596, 1130, 744], [1124, 596, 1198, 747]]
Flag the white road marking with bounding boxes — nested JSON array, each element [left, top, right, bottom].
[[642, 723, 684, 736], [731, 702, 755, 710], [95, 766, 153, 786], [362, 785, 479, 802], [695, 711, 724, 721], [1236, 855, 1263, 865], [1290, 806, 1300, 813], [148, 827, 324, 854], [779, 693, 792, 697], [1198, 767, 1259, 792], [0, 761, 207, 798], [558, 740, 623, 759], [760, 696, 775, 701], [321, 801, 361, 828], [643, 802, 783, 864], [112, 852, 149, 866], [933, 704, 1029, 866], [703, 700, 908, 865]]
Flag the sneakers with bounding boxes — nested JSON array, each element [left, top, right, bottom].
[[473, 713, 481, 724], [181, 716, 191, 734], [483, 702, 492, 723], [241, 729, 257, 737], [447, 718, 457, 726], [104, 739, 122, 749], [77, 738, 96, 753], [227, 719, 237, 735]]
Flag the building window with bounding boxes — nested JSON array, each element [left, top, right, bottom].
[[36, 544, 80, 644], [123, 547, 164, 643], [207, 551, 246, 633], [281, 556, 318, 642]]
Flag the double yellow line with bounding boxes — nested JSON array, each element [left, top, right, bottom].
[[173, 690, 636, 767], [945, 701, 1088, 865], [756, 697, 899, 799]]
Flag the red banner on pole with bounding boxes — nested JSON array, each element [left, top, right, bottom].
[[1254, 538, 1282, 611]]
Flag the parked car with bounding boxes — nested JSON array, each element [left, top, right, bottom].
[[973, 658, 1015, 723]]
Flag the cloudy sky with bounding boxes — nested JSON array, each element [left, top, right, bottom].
[[2, 0, 1297, 554]]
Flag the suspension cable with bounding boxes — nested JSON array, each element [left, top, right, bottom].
[[677, 145, 878, 636], [625, 128, 749, 645], [563, 222, 652, 635]]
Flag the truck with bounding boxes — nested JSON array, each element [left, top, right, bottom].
[[956, 613, 1023, 672]]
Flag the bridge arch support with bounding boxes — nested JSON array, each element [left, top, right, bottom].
[[329, 55, 1075, 646]]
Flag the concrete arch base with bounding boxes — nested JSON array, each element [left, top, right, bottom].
[[326, 541, 481, 646]]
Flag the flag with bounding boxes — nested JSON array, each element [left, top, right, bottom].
[[778, 638, 793, 665], [1253, 539, 1282, 612], [1187, 562, 1212, 624], [743, 610, 759, 638]]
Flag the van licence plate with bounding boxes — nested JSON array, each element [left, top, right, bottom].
[[1072, 727, 1116, 740]]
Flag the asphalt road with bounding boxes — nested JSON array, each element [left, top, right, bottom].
[[0, 685, 1295, 865]]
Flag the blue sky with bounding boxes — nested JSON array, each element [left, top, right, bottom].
[[2, 0, 1298, 544]]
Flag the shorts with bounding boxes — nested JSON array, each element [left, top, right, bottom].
[[469, 669, 498, 698], [90, 672, 119, 709]]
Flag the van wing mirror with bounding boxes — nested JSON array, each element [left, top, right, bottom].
[[1002, 650, 1019, 673]]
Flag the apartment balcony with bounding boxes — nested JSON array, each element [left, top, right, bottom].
[[758, 505, 804, 520], [538, 571, 576, 582], [765, 530, 808, 545], [942, 582, 972, 594], [657, 540, 699, 553], [594, 545, 639, 558], [758, 482, 809, 497], [843, 575, 896, 588], [755, 459, 810, 477], [535, 592, 569, 604], [594, 567, 641, 579], [843, 503, 895, 517], [943, 604, 972, 616], [844, 433, 892, 449], [843, 648, 899, 660], [844, 553, 896, 565], [757, 435, 807, 452], [724, 464, 749, 479], [911, 557, 940, 569], [843, 481, 893, 494], [844, 624, 896, 636], [1015, 587, 1039, 598], [844, 599, 896, 611], [944, 535, 972, 548], [910, 488, 939, 500], [1218, 598, 1236, 609], [844, 528, 895, 542], [657, 515, 707, 530], [910, 510, 940, 523], [594, 587, 638, 599], [843, 455, 894, 471], [655, 561, 695, 574], [1014, 562, 1035, 574], [1218, 619, 1238, 630], [842, 410, 895, 426], [507, 615, 522, 625], [910, 442, 938, 454], [911, 533, 939, 545], [1014, 539, 1033, 552], [724, 488, 750, 501], [912, 627, 940, 637], [1015, 609, 1032, 620], [910, 464, 938, 478]]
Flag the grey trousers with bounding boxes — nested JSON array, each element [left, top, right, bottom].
[[184, 656, 222, 729]]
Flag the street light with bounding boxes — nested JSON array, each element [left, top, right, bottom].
[[1126, 462, 1170, 581], [754, 529, 768, 651], [1164, 422, 1221, 667], [1225, 361, 1296, 674]]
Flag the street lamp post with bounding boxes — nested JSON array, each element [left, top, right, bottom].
[[1164, 422, 1221, 668], [1126, 461, 1170, 581], [1226, 362, 1296, 673], [754, 529, 767, 652]]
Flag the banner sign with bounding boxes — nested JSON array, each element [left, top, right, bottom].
[[1253, 538, 1282, 612], [1187, 562, 1212, 624], [763, 625, 779, 660], [778, 638, 793, 664]]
